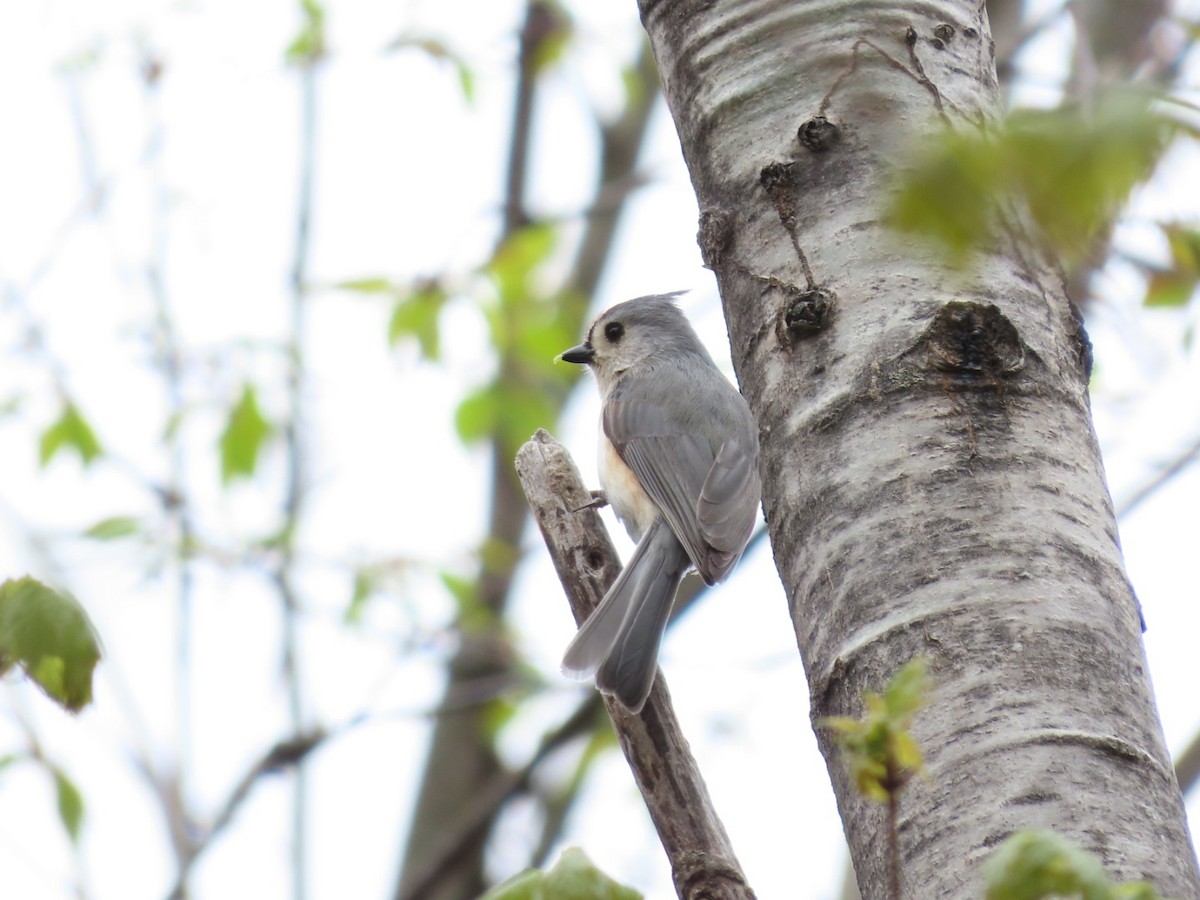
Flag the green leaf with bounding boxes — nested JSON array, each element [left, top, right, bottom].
[[485, 224, 557, 314], [621, 62, 647, 112], [455, 378, 562, 454], [515, 311, 579, 379], [39, 401, 103, 467], [337, 277, 394, 294], [439, 570, 477, 612], [83, 517, 140, 541], [984, 829, 1168, 900], [455, 61, 476, 105], [455, 384, 500, 445], [389, 285, 448, 360], [0, 577, 102, 713], [482, 847, 642, 900], [53, 768, 85, 843], [386, 36, 476, 105], [820, 658, 930, 803], [529, 6, 574, 75], [285, 0, 326, 65], [345, 567, 378, 624], [482, 694, 520, 742], [890, 92, 1176, 265], [220, 385, 274, 485], [482, 868, 541, 900], [882, 656, 932, 718], [500, 386, 558, 456], [1145, 224, 1200, 308], [441, 569, 491, 633]]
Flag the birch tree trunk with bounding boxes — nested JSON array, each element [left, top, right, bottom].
[[637, 1, 1200, 897]]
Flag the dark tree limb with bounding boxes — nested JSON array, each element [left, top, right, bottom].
[[396, 698, 605, 900], [515, 430, 756, 900], [396, 18, 663, 900]]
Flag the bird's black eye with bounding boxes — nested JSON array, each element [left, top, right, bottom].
[[604, 321, 624, 343]]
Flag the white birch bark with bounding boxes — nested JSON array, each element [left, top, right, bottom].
[[636, 0, 1200, 896]]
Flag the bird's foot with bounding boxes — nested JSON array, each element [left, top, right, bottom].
[[572, 490, 608, 513]]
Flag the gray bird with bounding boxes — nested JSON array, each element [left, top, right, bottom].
[[559, 293, 761, 712]]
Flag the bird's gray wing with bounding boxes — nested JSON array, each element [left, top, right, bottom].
[[696, 430, 761, 574], [604, 365, 759, 584]]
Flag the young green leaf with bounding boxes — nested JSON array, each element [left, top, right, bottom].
[[389, 285, 448, 360], [528, 5, 575, 75], [0, 577, 102, 713], [455, 61, 476, 105], [386, 36, 477, 105], [454, 384, 500, 445], [481, 847, 642, 900], [336, 277, 394, 294], [485, 224, 557, 314], [1145, 224, 1200, 309], [984, 829, 1170, 900], [39, 401, 103, 467], [53, 768, 85, 844], [345, 567, 377, 625], [83, 517, 141, 541], [220, 384, 274, 485], [822, 658, 931, 802], [890, 92, 1176, 265], [285, 0, 326, 65]]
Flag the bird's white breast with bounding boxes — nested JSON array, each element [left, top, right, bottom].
[[598, 431, 659, 542]]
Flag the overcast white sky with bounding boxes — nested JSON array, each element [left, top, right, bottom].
[[0, 2, 1198, 899]]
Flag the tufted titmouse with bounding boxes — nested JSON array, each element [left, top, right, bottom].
[[559, 293, 762, 712]]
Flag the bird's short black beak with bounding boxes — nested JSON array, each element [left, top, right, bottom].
[[560, 342, 595, 365]]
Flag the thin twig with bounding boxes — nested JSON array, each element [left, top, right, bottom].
[[1115, 433, 1200, 520], [164, 730, 327, 900], [886, 786, 901, 900], [141, 52, 203, 879], [396, 698, 604, 900], [277, 51, 320, 900]]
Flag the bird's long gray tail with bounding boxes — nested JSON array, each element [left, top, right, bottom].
[[561, 518, 690, 713]]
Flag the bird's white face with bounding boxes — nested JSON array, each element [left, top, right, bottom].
[[583, 308, 660, 393], [559, 294, 707, 394]]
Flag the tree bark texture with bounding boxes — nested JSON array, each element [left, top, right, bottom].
[[516, 431, 756, 900], [637, 1, 1200, 898]]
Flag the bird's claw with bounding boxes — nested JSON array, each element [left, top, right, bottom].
[[572, 490, 608, 513]]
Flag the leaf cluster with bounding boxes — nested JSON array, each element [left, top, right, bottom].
[[889, 93, 1187, 265], [985, 830, 1173, 900], [0, 576, 102, 713], [340, 223, 585, 461], [823, 658, 930, 802]]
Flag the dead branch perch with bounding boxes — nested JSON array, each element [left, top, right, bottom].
[[515, 429, 756, 900]]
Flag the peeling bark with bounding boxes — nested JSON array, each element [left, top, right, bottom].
[[638, 0, 1200, 897]]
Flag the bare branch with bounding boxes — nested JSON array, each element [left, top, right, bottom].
[[164, 729, 327, 900], [395, 697, 602, 900], [515, 430, 755, 900], [1176, 727, 1200, 799], [1115, 433, 1200, 520]]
